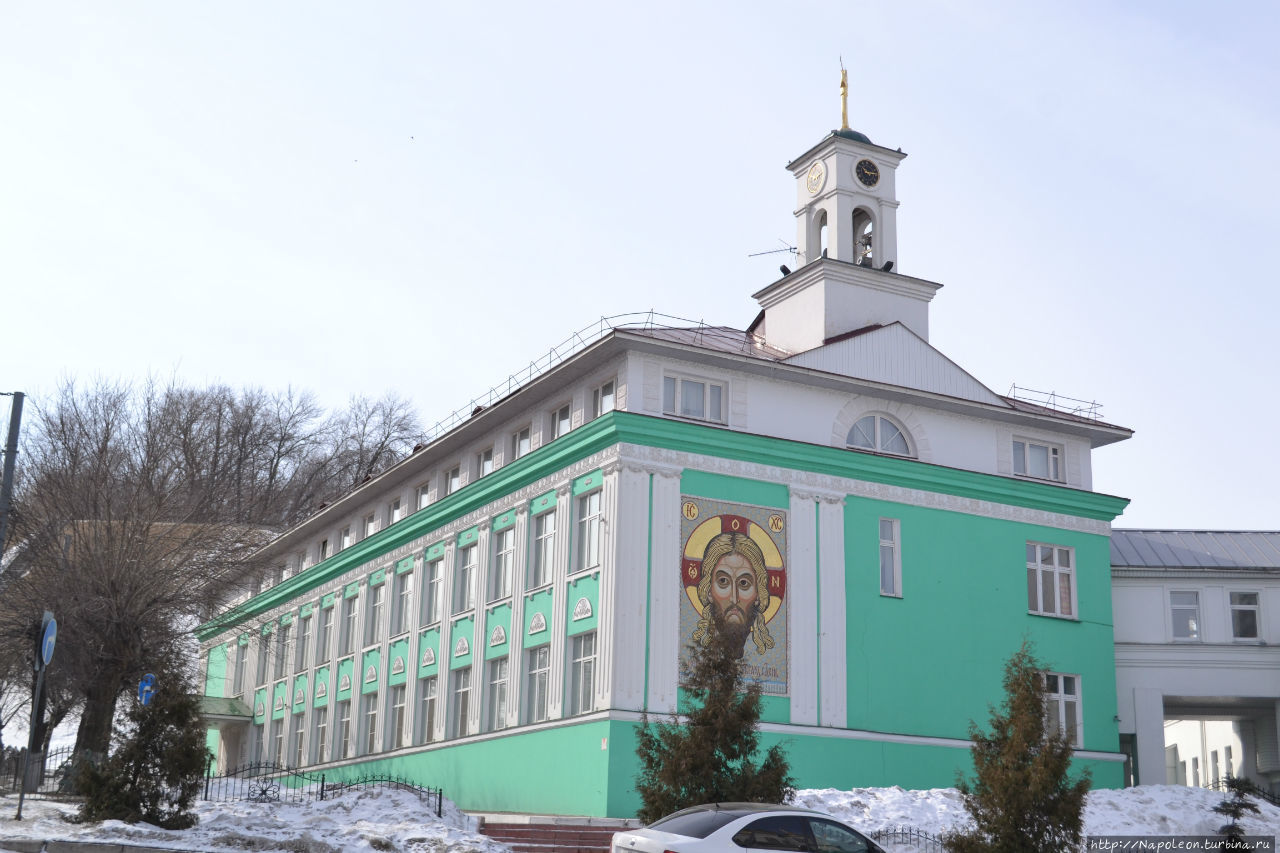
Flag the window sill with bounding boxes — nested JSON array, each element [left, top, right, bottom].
[[1013, 473, 1066, 485], [662, 412, 728, 427], [1027, 610, 1079, 622], [525, 583, 553, 597], [879, 591, 903, 599]]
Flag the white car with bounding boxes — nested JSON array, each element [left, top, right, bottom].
[[612, 803, 886, 853]]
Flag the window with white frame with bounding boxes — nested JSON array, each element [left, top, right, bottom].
[[390, 570, 412, 636], [525, 645, 550, 724], [1013, 438, 1063, 482], [294, 614, 311, 673], [272, 718, 286, 766], [1230, 591, 1261, 640], [319, 539, 329, 561], [255, 637, 269, 686], [879, 518, 901, 597], [1042, 671, 1082, 747], [453, 544, 477, 613], [420, 558, 442, 625], [1170, 590, 1201, 640], [529, 511, 555, 589], [450, 668, 472, 739], [486, 657, 509, 732], [311, 706, 328, 764], [360, 691, 378, 755], [316, 604, 333, 665], [386, 684, 407, 750], [339, 596, 357, 656], [591, 379, 616, 419], [274, 621, 292, 681], [416, 484, 431, 511], [487, 528, 512, 601], [1026, 543, 1075, 619], [364, 582, 384, 647], [662, 375, 725, 423], [291, 712, 305, 767], [233, 644, 247, 695], [339, 527, 351, 550], [389, 497, 403, 525], [477, 448, 494, 478], [415, 676, 437, 744], [512, 426, 531, 460], [361, 513, 376, 539], [550, 404, 571, 439], [847, 414, 911, 456], [568, 632, 596, 716], [252, 723, 265, 762], [336, 699, 352, 759], [575, 491, 602, 573], [444, 466, 461, 496]]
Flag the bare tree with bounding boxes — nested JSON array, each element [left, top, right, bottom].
[[0, 378, 425, 758]]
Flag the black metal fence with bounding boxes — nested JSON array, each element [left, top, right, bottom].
[[1206, 777, 1280, 808], [202, 760, 443, 816], [869, 824, 948, 852], [0, 746, 98, 797]]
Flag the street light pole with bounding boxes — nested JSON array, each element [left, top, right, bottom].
[[0, 391, 25, 563]]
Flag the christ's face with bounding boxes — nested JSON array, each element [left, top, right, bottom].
[[710, 552, 758, 626]]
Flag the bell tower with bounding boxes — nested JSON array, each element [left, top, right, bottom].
[[788, 68, 905, 270]]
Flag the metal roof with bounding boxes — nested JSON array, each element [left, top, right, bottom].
[[1111, 530, 1280, 570]]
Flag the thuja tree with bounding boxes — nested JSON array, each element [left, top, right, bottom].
[[1214, 775, 1261, 845], [946, 641, 1091, 853], [79, 667, 210, 829], [633, 612, 794, 823]]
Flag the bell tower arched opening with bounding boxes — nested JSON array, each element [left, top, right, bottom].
[[852, 208, 875, 266]]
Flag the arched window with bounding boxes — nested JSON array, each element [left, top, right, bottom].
[[847, 414, 911, 456]]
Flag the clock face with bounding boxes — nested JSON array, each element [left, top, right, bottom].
[[855, 159, 880, 187], [806, 161, 826, 195]]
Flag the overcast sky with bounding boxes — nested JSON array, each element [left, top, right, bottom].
[[3, 1, 1277, 530]]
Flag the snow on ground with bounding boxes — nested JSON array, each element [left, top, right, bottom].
[[1, 785, 1277, 852]]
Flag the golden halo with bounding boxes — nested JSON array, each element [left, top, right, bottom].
[[683, 512, 785, 622]]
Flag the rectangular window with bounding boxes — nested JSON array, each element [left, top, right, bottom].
[[477, 447, 494, 477], [311, 706, 328, 764], [252, 723, 265, 762], [453, 545, 477, 613], [550, 404, 571, 439], [662, 375, 725, 423], [272, 718, 286, 766], [339, 527, 351, 550], [272, 564, 286, 587], [1230, 591, 1260, 640], [512, 427, 531, 460], [390, 570, 412, 636], [591, 380, 616, 419], [444, 466, 461, 496], [1042, 671, 1082, 747], [568, 632, 596, 716], [336, 699, 352, 760], [879, 518, 901, 597], [416, 484, 431, 511], [1226, 745, 1234, 777], [364, 583, 385, 647], [1171, 590, 1201, 640], [316, 605, 334, 665], [420, 558, 442, 625], [389, 497, 403, 525], [386, 684, 407, 750], [295, 615, 311, 674], [529, 511, 556, 589], [1026, 543, 1075, 619], [256, 638, 269, 686], [486, 657, 509, 732], [450, 668, 472, 739], [319, 539, 329, 561], [1013, 439, 1063, 481], [233, 643, 247, 695], [339, 596, 357, 656], [576, 491, 602, 573], [291, 712, 305, 767], [525, 645, 550, 724], [361, 691, 378, 755], [490, 528, 515, 601], [363, 513, 377, 539], [415, 676, 438, 745], [274, 622, 292, 681]]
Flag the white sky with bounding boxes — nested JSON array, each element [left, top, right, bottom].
[[3, 1, 1277, 529]]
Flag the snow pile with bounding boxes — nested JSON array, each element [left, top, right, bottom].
[[2, 784, 1278, 851]]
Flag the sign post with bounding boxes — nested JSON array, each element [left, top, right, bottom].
[[15, 611, 55, 821]]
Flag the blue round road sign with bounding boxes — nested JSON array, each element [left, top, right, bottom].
[[40, 617, 56, 669], [138, 673, 157, 706]]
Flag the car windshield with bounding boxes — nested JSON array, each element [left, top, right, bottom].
[[648, 810, 743, 839]]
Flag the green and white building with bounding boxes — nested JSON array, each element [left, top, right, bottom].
[[198, 119, 1133, 817]]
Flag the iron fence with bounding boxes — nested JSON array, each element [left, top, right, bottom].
[[202, 760, 443, 816], [869, 824, 948, 852], [0, 746, 98, 797], [1206, 777, 1280, 808]]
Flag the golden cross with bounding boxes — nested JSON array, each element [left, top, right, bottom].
[[839, 59, 849, 131]]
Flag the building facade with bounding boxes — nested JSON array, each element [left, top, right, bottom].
[[199, 119, 1133, 817]]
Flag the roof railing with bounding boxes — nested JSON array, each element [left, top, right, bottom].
[[1007, 384, 1104, 420]]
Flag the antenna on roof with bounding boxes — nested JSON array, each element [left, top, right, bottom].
[[747, 239, 797, 259]]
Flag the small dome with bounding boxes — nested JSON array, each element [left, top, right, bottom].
[[834, 128, 872, 144]]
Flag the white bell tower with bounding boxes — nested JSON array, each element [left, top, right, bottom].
[[751, 70, 940, 354]]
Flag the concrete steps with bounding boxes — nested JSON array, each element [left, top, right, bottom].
[[476, 815, 639, 853]]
